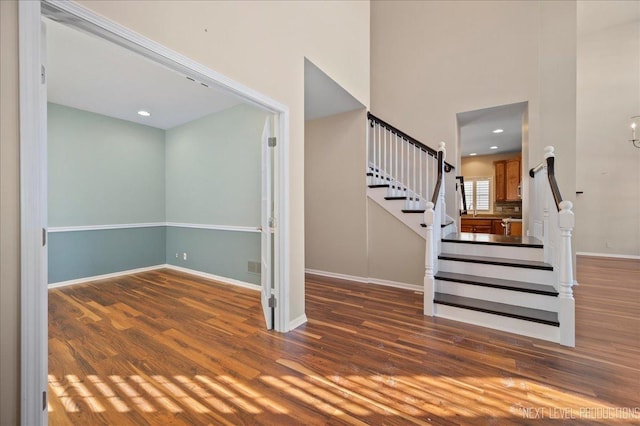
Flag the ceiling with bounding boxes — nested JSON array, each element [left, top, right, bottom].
[[46, 18, 243, 130], [304, 59, 364, 121], [458, 102, 527, 158], [46, 18, 365, 131]]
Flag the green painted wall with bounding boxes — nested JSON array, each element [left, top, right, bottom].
[[165, 104, 267, 226], [48, 103, 166, 226], [48, 103, 267, 285], [166, 227, 260, 286], [48, 227, 166, 283]]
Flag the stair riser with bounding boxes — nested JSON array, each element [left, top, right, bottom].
[[434, 304, 560, 343], [367, 187, 426, 239], [441, 242, 544, 262], [438, 259, 555, 286], [435, 280, 558, 311], [441, 223, 457, 236]]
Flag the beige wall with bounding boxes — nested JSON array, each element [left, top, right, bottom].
[[367, 200, 425, 286], [305, 109, 368, 277], [305, 109, 424, 287], [461, 152, 521, 179], [73, 0, 371, 324], [371, 0, 577, 221], [0, 1, 20, 423], [575, 1, 640, 256]]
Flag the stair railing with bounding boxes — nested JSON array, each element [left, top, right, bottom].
[[423, 142, 446, 317], [529, 146, 575, 346], [367, 113, 452, 211]]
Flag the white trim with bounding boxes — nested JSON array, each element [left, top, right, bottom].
[[22, 3, 292, 423], [48, 222, 261, 233], [165, 265, 260, 292], [305, 269, 423, 292], [577, 252, 640, 260], [289, 314, 308, 330], [48, 264, 261, 293], [48, 222, 166, 233], [166, 222, 260, 233], [48, 265, 166, 288], [19, 2, 47, 425]]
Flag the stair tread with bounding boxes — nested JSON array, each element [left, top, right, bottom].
[[439, 253, 553, 270], [385, 196, 407, 200], [435, 271, 558, 296], [420, 221, 454, 228], [442, 232, 543, 248], [402, 209, 425, 213], [368, 184, 390, 188], [434, 293, 559, 326]]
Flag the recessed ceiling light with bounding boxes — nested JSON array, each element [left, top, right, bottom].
[[490, 146, 499, 150], [469, 153, 477, 156], [493, 129, 504, 133], [137, 110, 151, 117]]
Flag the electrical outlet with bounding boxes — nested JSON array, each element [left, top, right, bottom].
[[183, 252, 187, 260]]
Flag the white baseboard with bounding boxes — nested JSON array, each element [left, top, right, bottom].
[[289, 313, 308, 331], [48, 264, 261, 292], [577, 252, 640, 260], [165, 264, 260, 291], [48, 265, 166, 289], [305, 268, 422, 292]]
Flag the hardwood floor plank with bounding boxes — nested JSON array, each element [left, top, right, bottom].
[[49, 259, 640, 425]]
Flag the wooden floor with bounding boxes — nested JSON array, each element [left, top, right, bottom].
[[48, 257, 640, 425]]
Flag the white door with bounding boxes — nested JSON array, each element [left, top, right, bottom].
[[260, 116, 274, 330]]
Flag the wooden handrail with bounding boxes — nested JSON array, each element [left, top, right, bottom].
[[431, 150, 444, 205], [529, 149, 563, 211], [368, 112, 454, 172]]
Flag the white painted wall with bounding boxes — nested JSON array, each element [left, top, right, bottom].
[[75, 0, 371, 324], [576, 1, 640, 256], [371, 0, 577, 226]]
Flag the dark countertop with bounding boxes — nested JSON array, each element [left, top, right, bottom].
[[461, 215, 522, 220]]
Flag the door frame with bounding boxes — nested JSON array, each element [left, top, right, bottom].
[[19, 1, 291, 424]]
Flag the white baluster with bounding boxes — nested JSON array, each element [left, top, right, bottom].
[[376, 124, 382, 184], [400, 137, 404, 198], [419, 148, 423, 209], [423, 201, 435, 316], [394, 133, 398, 197], [558, 200, 575, 347], [366, 119, 371, 184]]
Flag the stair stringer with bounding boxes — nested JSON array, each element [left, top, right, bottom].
[[367, 186, 425, 239]]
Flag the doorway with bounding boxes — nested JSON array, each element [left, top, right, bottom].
[[19, 1, 290, 424], [456, 102, 528, 234]]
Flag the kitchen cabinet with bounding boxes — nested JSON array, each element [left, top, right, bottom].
[[462, 218, 523, 236], [494, 156, 521, 202], [461, 219, 492, 234]]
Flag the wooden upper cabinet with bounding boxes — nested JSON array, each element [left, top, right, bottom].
[[494, 161, 506, 201], [494, 156, 521, 202]]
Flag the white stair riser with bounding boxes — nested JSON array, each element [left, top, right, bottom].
[[438, 259, 555, 286], [441, 223, 456, 236], [441, 242, 544, 262], [435, 280, 558, 311], [434, 304, 560, 343], [367, 187, 426, 239]]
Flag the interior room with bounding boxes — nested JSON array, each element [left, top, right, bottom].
[[2, 1, 639, 425]]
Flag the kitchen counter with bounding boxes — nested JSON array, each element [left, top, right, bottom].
[[461, 215, 522, 220]]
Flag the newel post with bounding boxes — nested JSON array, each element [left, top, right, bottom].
[[423, 202, 435, 316], [558, 200, 575, 347]]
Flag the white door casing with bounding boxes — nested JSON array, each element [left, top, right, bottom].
[[19, 1, 292, 424]]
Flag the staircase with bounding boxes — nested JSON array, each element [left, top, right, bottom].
[[434, 233, 561, 341], [367, 114, 576, 346]]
